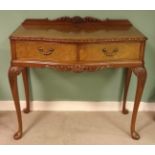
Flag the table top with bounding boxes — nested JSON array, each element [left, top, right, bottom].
[[10, 16, 147, 43]]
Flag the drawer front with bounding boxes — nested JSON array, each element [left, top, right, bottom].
[[15, 41, 77, 62], [80, 43, 141, 61]]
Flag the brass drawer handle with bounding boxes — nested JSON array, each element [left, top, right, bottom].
[[102, 48, 119, 56], [38, 48, 55, 56]]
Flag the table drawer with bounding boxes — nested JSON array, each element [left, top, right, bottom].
[[80, 43, 141, 61], [15, 41, 77, 62]]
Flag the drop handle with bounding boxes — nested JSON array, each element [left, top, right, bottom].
[[38, 48, 55, 56], [102, 48, 119, 56]]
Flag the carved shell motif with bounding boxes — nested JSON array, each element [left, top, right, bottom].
[[53, 16, 101, 24]]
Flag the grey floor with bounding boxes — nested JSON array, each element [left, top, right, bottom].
[[0, 111, 155, 144]]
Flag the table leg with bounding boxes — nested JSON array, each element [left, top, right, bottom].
[[22, 68, 30, 113], [131, 67, 147, 140], [8, 66, 23, 140], [122, 68, 132, 114]]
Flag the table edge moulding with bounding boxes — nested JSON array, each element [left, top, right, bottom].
[[8, 16, 147, 140]]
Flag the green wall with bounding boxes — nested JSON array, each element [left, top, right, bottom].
[[0, 10, 155, 102]]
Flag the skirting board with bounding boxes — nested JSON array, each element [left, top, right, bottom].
[[0, 101, 155, 111]]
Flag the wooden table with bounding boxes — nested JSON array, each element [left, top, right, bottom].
[[9, 16, 147, 140]]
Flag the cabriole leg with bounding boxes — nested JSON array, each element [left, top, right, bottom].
[[122, 68, 132, 114], [22, 67, 30, 113], [131, 67, 147, 140], [8, 66, 23, 140]]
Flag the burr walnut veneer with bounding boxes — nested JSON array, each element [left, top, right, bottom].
[[8, 17, 147, 140]]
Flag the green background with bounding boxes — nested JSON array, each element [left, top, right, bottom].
[[0, 10, 155, 102]]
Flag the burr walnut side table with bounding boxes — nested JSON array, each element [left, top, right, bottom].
[[8, 17, 147, 140]]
